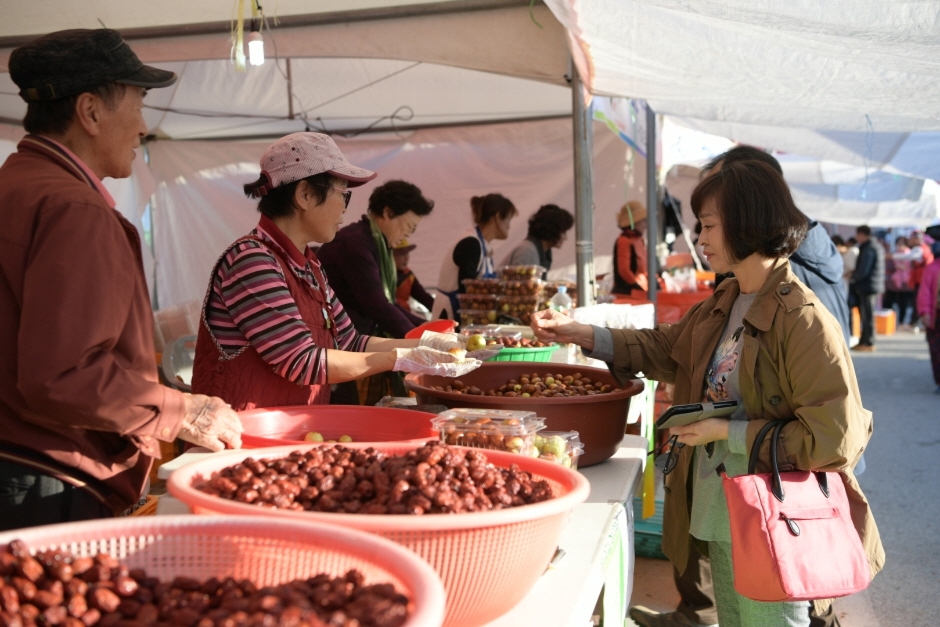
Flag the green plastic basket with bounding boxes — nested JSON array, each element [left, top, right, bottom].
[[487, 344, 560, 362], [632, 497, 667, 560]]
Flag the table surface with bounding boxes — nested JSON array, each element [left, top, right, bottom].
[[156, 437, 648, 627]]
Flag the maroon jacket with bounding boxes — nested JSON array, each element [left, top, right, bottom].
[[318, 216, 422, 338], [0, 135, 185, 511]]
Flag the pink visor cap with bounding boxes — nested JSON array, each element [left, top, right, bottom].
[[254, 132, 376, 197]]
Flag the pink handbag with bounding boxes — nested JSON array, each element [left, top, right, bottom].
[[721, 419, 871, 602]]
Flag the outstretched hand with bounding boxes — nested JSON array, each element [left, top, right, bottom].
[[393, 346, 482, 377], [530, 309, 595, 349]]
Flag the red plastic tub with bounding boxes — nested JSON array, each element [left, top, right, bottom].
[[405, 319, 456, 339], [168, 443, 589, 627], [238, 405, 439, 448]]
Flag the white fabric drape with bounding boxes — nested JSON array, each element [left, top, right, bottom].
[[147, 118, 629, 309], [544, 0, 940, 133]]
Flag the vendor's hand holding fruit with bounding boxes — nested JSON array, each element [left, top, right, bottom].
[[393, 346, 482, 377], [179, 394, 244, 452], [530, 309, 595, 349]]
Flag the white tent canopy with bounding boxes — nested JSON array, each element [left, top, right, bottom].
[[546, 0, 940, 226], [546, 0, 940, 133]]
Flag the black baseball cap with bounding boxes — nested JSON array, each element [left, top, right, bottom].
[[9, 29, 177, 102]]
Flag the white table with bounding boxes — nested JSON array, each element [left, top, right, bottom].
[[481, 435, 646, 627], [156, 436, 648, 627]]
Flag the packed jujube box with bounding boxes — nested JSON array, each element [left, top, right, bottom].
[[460, 278, 501, 295], [499, 265, 545, 281], [533, 431, 584, 469], [456, 293, 497, 310], [458, 309, 497, 326], [431, 409, 544, 456]]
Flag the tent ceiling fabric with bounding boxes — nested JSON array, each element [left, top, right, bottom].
[[670, 116, 940, 183], [0, 5, 570, 138], [544, 0, 940, 133], [144, 58, 570, 139], [0, 0, 457, 37]]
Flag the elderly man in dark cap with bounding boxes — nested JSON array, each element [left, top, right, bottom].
[[0, 29, 243, 530]]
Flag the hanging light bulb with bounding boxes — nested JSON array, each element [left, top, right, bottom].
[[247, 19, 264, 66]]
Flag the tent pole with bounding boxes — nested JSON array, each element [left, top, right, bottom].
[[645, 103, 658, 306], [571, 63, 596, 308]]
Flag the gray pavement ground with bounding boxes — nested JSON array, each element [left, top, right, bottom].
[[625, 331, 940, 627]]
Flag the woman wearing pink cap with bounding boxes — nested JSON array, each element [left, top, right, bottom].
[[192, 132, 480, 410]]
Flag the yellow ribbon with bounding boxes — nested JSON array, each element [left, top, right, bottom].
[[233, 0, 247, 72]]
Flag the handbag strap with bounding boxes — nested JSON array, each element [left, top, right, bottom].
[[747, 417, 831, 502]]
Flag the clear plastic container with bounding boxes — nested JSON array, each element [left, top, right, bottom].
[[497, 294, 541, 316], [459, 309, 498, 326], [533, 431, 584, 469], [498, 279, 544, 296], [461, 278, 502, 294], [457, 293, 498, 309], [460, 324, 502, 336], [549, 286, 572, 313], [432, 408, 544, 455], [500, 265, 546, 281]]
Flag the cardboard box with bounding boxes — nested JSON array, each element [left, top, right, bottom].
[[875, 309, 896, 335]]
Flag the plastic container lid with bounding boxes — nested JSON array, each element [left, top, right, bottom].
[[433, 408, 541, 432], [433, 409, 545, 455], [500, 265, 546, 280]]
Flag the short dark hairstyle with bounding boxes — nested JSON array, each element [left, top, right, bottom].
[[527, 204, 574, 245], [471, 193, 517, 226], [23, 82, 127, 136], [831, 234, 846, 247], [691, 160, 808, 263], [368, 180, 434, 218], [856, 225, 872, 237], [703, 145, 783, 178], [243, 172, 332, 219]]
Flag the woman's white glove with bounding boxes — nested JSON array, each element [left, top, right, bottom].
[[178, 394, 244, 452], [418, 331, 466, 353], [393, 346, 482, 377]]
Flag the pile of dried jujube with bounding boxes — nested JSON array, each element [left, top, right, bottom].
[[0, 540, 409, 627], [197, 442, 553, 515], [431, 372, 615, 398]]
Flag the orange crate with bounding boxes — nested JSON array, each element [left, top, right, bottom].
[[875, 309, 896, 335]]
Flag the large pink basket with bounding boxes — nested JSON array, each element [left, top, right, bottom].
[[0, 516, 445, 627], [168, 444, 590, 627]]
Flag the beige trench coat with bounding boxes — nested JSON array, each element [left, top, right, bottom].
[[608, 260, 884, 612]]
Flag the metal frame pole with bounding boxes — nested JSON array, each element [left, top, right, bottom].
[[571, 63, 596, 307], [645, 103, 658, 305]]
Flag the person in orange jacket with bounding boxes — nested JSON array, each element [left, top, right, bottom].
[[612, 200, 649, 296], [393, 239, 435, 315]]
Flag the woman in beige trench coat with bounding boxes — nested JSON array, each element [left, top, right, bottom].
[[532, 160, 884, 627]]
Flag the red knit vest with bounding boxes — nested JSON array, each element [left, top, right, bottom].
[[192, 237, 337, 410]]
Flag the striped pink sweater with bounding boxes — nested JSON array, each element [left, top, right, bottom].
[[204, 217, 370, 385]]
